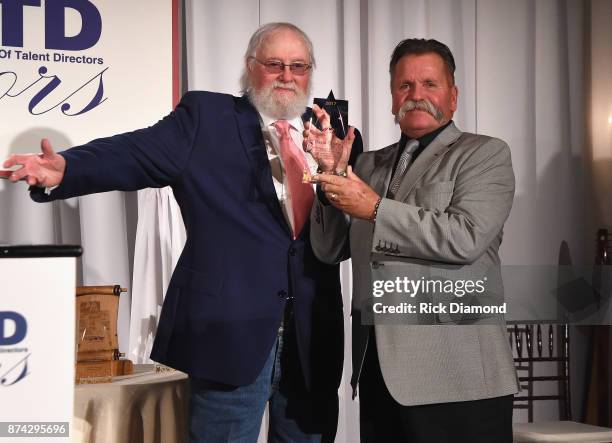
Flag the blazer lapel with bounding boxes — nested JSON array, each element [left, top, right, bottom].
[[370, 144, 399, 195], [234, 96, 291, 235], [393, 122, 462, 199]]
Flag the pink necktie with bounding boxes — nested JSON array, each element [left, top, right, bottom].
[[273, 120, 314, 239]]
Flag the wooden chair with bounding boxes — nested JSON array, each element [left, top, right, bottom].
[[509, 322, 612, 442]]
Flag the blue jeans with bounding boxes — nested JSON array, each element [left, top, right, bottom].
[[188, 320, 323, 443]]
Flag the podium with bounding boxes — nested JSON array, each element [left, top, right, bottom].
[[0, 245, 81, 442]]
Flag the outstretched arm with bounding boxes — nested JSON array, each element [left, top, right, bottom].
[[3, 91, 201, 202]]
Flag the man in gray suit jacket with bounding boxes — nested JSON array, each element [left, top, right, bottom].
[[307, 39, 519, 442]]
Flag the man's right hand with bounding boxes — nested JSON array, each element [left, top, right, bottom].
[[303, 104, 354, 174], [3, 139, 66, 187]]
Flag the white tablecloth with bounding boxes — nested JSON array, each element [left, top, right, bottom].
[[73, 365, 189, 443]]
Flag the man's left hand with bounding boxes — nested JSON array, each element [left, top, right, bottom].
[[314, 166, 380, 220]]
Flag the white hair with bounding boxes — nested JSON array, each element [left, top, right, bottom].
[[239, 22, 316, 94]]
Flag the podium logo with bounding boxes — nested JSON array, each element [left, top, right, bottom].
[[0, 312, 29, 387], [0, 311, 27, 345], [0, 0, 102, 50]]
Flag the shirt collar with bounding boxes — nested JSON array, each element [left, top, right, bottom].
[[260, 112, 304, 132], [400, 120, 453, 150]]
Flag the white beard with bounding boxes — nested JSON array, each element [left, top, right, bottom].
[[248, 80, 310, 120]]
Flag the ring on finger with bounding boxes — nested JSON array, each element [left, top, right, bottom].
[[330, 192, 338, 200]]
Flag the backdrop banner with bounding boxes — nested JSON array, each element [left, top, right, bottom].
[[0, 0, 174, 162]]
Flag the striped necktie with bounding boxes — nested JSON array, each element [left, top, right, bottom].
[[387, 139, 419, 198]]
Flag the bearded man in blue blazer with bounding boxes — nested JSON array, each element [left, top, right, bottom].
[[4, 22, 362, 443]]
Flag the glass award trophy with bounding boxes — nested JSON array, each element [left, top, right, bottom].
[[304, 90, 349, 181], [313, 90, 348, 138]]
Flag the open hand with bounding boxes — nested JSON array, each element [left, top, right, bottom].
[[3, 139, 66, 187], [303, 104, 354, 174]]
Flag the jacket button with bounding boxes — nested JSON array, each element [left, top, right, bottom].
[[278, 290, 288, 298], [289, 247, 296, 256]]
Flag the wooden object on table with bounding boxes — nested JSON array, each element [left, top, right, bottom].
[[75, 285, 133, 384]]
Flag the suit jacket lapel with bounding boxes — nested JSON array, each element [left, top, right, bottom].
[[371, 144, 399, 195], [234, 96, 291, 236], [394, 122, 462, 199]]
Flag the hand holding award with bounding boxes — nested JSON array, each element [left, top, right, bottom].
[[303, 91, 355, 179]]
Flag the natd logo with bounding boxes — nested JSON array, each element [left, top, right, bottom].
[[0, 0, 102, 50], [0, 311, 27, 345], [0, 311, 30, 387]]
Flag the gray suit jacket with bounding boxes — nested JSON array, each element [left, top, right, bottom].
[[310, 122, 519, 406]]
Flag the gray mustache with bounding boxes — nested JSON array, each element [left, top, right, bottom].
[[395, 99, 444, 123], [271, 80, 297, 91]]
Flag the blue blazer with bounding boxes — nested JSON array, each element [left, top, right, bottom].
[[32, 91, 363, 390]]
